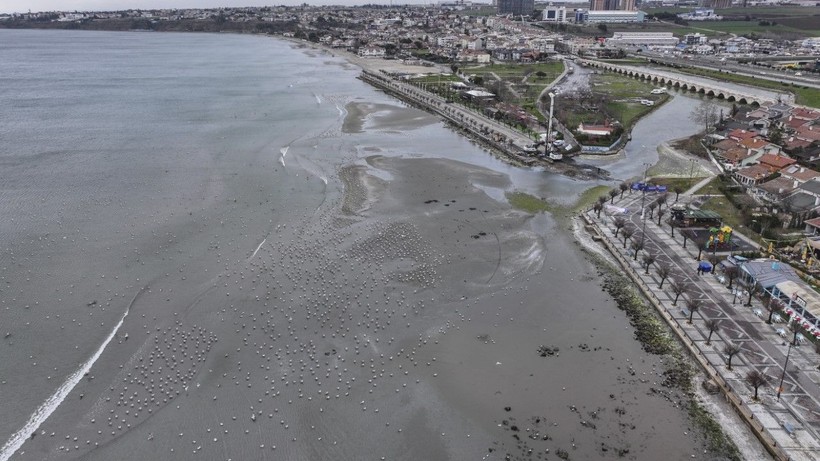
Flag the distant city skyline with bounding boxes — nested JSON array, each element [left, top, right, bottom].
[[2, 0, 469, 15]]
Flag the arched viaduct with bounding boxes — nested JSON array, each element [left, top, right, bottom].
[[580, 59, 780, 106]]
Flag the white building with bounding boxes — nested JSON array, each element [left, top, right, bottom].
[[542, 6, 569, 23], [606, 32, 679, 48], [577, 9, 646, 23]]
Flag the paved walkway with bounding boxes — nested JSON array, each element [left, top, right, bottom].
[[586, 191, 820, 461]]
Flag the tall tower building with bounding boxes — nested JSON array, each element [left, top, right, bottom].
[[604, 0, 620, 10], [621, 0, 635, 10], [590, 0, 606, 10], [498, 0, 535, 15]]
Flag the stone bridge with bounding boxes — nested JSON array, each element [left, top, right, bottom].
[[580, 59, 784, 106]]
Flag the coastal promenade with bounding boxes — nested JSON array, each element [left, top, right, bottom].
[[584, 191, 820, 461]]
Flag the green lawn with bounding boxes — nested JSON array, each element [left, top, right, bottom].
[[700, 196, 762, 243], [695, 177, 726, 196], [666, 21, 820, 38], [650, 177, 708, 193]]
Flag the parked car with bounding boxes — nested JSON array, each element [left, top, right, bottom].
[[631, 182, 668, 192]]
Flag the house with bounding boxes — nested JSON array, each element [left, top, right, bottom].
[[358, 46, 386, 58], [577, 122, 615, 137], [734, 164, 773, 187], [727, 128, 759, 143], [758, 153, 795, 172], [780, 164, 820, 184], [737, 259, 801, 292], [754, 176, 797, 205]]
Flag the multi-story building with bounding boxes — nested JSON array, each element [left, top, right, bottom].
[[577, 9, 646, 23], [589, 0, 606, 11], [542, 6, 569, 22], [621, 0, 636, 10]]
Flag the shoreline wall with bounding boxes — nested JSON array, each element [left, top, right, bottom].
[[581, 212, 790, 461]]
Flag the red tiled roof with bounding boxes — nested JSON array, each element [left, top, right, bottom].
[[739, 138, 768, 150], [804, 216, 820, 229], [781, 165, 820, 182], [735, 164, 771, 180], [759, 153, 796, 170], [796, 126, 820, 142], [728, 129, 758, 141], [791, 108, 820, 121], [712, 139, 738, 152]]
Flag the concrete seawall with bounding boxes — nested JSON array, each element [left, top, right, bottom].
[[581, 212, 791, 461]]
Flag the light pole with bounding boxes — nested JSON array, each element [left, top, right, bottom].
[[640, 162, 651, 246], [777, 342, 793, 401], [547, 92, 555, 144]]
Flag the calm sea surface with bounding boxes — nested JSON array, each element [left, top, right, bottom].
[[1, 29, 715, 461]]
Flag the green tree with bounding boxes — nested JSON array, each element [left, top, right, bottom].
[[597, 23, 608, 33]]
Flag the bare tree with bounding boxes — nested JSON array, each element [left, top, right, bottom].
[[670, 279, 689, 305], [593, 201, 603, 218], [597, 195, 608, 206], [621, 227, 635, 249], [690, 99, 720, 133], [656, 193, 668, 212], [669, 218, 676, 238], [642, 253, 656, 274], [656, 264, 671, 289], [673, 185, 684, 202], [619, 182, 629, 199], [631, 237, 644, 261], [723, 343, 742, 370], [693, 234, 710, 261], [657, 208, 666, 226], [613, 217, 626, 238], [745, 281, 759, 307], [746, 370, 768, 401], [766, 298, 784, 324], [647, 202, 657, 219], [704, 319, 720, 345], [609, 189, 619, 204], [685, 297, 703, 323], [724, 266, 739, 290]]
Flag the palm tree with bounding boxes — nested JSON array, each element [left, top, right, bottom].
[[723, 343, 742, 370], [746, 370, 768, 401], [642, 252, 656, 274], [647, 202, 657, 219], [657, 208, 666, 226], [613, 217, 626, 238], [631, 237, 644, 261], [593, 202, 603, 218], [609, 189, 619, 204], [656, 264, 670, 288], [669, 279, 689, 306], [685, 297, 702, 323], [621, 227, 634, 249], [619, 182, 629, 199], [704, 319, 720, 345], [673, 185, 684, 202], [724, 266, 739, 290], [766, 298, 784, 324]]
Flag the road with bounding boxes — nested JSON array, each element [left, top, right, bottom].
[[589, 190, 820, 460]]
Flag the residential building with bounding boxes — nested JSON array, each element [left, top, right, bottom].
[[734, 164, 772, 186]]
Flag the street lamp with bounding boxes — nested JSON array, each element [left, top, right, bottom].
[[777, 342, 793, 401], [547, 92, 555, 144], [640, 162, 651, 246]]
